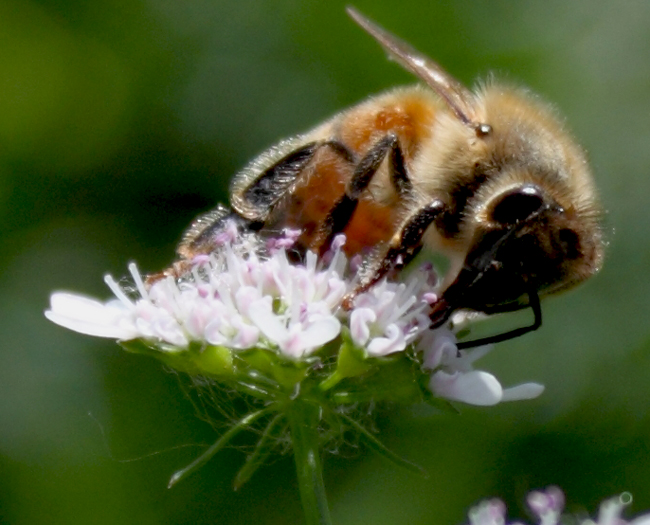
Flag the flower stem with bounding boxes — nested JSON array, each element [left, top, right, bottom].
[[287, 400, 332, 525], [167, 407, 270, 488]]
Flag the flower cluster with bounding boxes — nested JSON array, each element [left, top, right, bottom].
[[45, 228, 543, 406], [467, 487, 650, 525]]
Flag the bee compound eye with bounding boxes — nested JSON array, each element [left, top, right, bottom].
[[491, 185, 546, 225]]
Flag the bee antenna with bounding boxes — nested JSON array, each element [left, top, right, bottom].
[[346, 6, 479, 128]]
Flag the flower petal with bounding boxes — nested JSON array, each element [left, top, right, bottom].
[[299, 316, 341, 350], [467, 499, 507, 525], [501, 383, 545, 402], [349, 307, 375, 346], [248, 299, 287, 345], [45, 293, 137, 339], [366, 323, 406, 356], [630, 514, 650, 525], [278, 316, 341, 358], [429, 370, 503, 406], [420, 328, 457, 370]]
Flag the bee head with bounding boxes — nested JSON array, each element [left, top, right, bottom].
[[431, 177, 603, 326]]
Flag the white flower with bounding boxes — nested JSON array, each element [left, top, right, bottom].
[[526, 486, 564, 525], [596, 494, 650, 525], [349, 265, 436, 357], [46, 227, 546, 407], [467, 498, 507, 525], [46, 231, 346, 358], [421, 328, 544, 406], [466, 488, 650, 525], [45, 293, 140, 340]]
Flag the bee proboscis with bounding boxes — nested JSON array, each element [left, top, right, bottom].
[[161, 7, 603, 348]]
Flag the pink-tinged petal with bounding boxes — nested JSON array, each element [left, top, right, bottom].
[[527, 487, 564, 518], [467, 499, 507, 525], [421, 328, 456, 369], [429, 370, 503, 406], [229, 317, 261, 349], [234, 286, 264, 317], [213, 220, 239, 246], [366, 324, 406, 356], [544, 486, 565, 513], [45, 293, 137, 339], [297, 316, 341, 353], [323, 278, 347, 308], [181, 302, 210, 339], [248, 300, 288, 345], [279, 332, 305, 359], [204, 319, 228, 346], [153, 317, 189, 347], [422, 292, 438, 305], [349, 308, 375, 346], [501, 383, 545, 402], [278, 316, 341, 359]]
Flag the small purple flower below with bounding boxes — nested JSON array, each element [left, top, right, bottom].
[[467, 488, 650, 525]]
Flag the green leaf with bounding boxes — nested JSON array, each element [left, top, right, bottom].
[[338, 412, 427, 478], [233, 413, 287, 490], [168, 407, 272, 488]]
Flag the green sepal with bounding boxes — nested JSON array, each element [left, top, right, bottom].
[[319, 328, 372, 391], [119, 339, 234, 378], [119, 339, 200, 375], [328, 350, 425, 404], [193, 344, 234, 376], [240, 348, 311, 390]]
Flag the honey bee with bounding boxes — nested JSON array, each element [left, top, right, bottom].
[[167, 7, 603, 348]]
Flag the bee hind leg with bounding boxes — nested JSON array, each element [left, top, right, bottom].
[[236, 140, 357, 223], [176, 205, 257, 260]]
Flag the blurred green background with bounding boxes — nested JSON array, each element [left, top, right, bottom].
[[2, 0, 650, 523]]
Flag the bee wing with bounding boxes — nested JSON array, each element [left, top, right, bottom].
[[347, 6, 478, 127]]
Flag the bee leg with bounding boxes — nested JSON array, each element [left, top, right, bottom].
[[455, 288, 542, 349], [322, 133, 411, 248], [177, 205, 261, 260], [342, 200, 445, 307], [239, 140, 356, 222], [146, 205, 254, 285], [386, 134, 412, 195]]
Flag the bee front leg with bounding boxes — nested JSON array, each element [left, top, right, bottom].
[[342, 200, 445, 308], [321, 133, 412, 249], [455, 287, 542, 349]]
